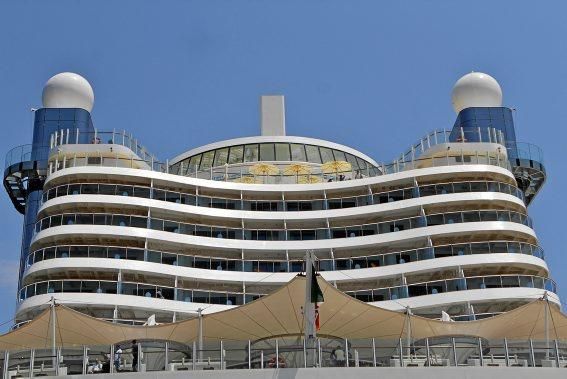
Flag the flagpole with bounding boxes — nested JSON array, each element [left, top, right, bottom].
[[304, 251, 317, 367], [304, 251, 315, 341]]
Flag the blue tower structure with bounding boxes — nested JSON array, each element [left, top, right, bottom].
[[449, 73, 545, 205], [449, 107, 545, 205], [3, 73, 95, 289]]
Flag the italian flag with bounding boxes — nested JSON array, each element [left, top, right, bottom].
[[310, 264, 324, 330]]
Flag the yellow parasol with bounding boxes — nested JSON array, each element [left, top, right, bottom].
[[233, 176, 261, 184], [249, 163, 280, 176], [297, 175, 322, 184], [283, 163, 312, 183], [321, 160, 352, 180]]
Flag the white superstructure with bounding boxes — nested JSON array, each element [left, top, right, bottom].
[[7, 72, 556, 327]]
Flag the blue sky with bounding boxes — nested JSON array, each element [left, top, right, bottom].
[[0, 0, 565, 330]]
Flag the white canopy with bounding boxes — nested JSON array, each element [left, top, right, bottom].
[[0, 276, 564, 350]]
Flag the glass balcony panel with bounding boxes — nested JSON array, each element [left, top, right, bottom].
[[408, 284, 427, 297], [462, 211, 480, 222], [63, 281, 81, 293], [419, 185, 436, 196], [372, 288, 389, 301], [178, 289, 192, 302], [470, 242, 489, 255], [354, 290, 372, 302], [501, 276, 520, 287], [483, 277, 501, 288], [147, 251, 161, 263], [466, 277, 484, 290], [99, 184, 116, 195], [109, 247, 126, 259], [351, 257, 367, 269], [519, 276, 534, 288], [68, 184, 81, 195], [367, 255, 383, 267], [126, 248, 144, 261], [335, 259, 351, 270], [133, 187, 151, 198], [447, 278, 466, 292], [480, 211, 498, 222], [470, 182, 487, 192], [193, 291, 210, 303], [533, 277, 544, 289], [120, 283, 139, 296], [162, 253, 178, 265], [36, 282, 48, 295], [177, 255, 193, 267]]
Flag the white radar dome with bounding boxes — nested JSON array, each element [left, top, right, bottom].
[[451, 72, 502, 114], [42, 72, 94, 112]]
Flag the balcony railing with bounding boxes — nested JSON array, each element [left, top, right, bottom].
[[33, 209, 534, 242], [18, 279, 263, 305], [47, 149, 511, 183], [394, 127, 506, 166], [2, 337, 567, 374], [40, 179, 525, 211], [50, 129, 158, 164], [18, 274, 556, 306], [24, 240, 545, 274]]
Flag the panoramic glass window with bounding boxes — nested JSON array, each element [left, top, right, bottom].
[[275, 143, 291, 161], [259, 143, 275, 161], [228, 145, 244, 164], [188, 154, 201, 172], [305, 145, 322, 163], [213, 147, 229, 166], [333, 149, 347, 162], [200, 151, 215, 170], [290, 143, 307, 161], [319, 147, 334, 162], [243, 144, 259, 162]]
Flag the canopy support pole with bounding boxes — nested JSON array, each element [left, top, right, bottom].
[[197, 308, 203, 362], [303, 251, 317, 367], [2, 351, 9, 379], [405, 306, 412, 358], [50, 297, 57, 371], [544, 292, 549, 360]]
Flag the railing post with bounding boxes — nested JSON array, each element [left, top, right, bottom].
[[529, 339, 535, 367], [478, 337, 483, 366], [82, 346, 88, 375], [345, 338, 349, 368], [219, 340, 223, 370], [555, 340, 560, 368], [29, 349, 34, 378], [317, 338, 323, 367], [275, 340, 279, 369], [192, 341, 196, 370], [399, 338, 404, 367], [425, 337, 430, 366], [303, 339, 307, 368], [109, 345, 114, 374], [248, 340, 251, 369], [164, 341, 169, 370], [3, 351, 9, 379], [260, 350, 264, 369], [504, 338, 509, 367], [451, 337, 457, 367], [372, 338, 377, 367]]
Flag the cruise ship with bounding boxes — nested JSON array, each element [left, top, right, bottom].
[[4, 71, 557, 330]]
